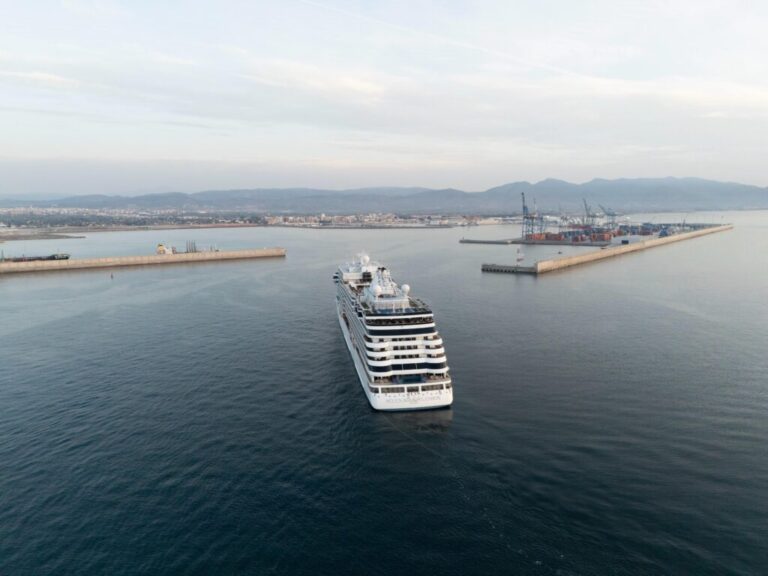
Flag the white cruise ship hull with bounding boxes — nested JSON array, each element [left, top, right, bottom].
[[337, 303, 453, 411]]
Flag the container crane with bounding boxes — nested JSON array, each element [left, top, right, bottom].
[[599, 204, 619, 226], [582, 198, 597, 227], [521, 192, 545, 238]]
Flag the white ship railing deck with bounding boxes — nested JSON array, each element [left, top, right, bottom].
[[358, 297, 431, 315]]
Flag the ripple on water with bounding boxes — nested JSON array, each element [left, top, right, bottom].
[[2, 221, 768, 575]]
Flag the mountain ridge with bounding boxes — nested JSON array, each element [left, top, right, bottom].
[[2, 177, 766, 213]]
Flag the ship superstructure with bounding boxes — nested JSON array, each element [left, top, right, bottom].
[[334, 254, 452, 410]]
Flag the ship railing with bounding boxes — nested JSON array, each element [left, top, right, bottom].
[[364, 316, 434, 326]]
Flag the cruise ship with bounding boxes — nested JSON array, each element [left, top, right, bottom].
[[334, 254, 453, 411]]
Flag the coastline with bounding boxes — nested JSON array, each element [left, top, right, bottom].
[[0, 232, 85, 242], [0, 222, 458, 242]]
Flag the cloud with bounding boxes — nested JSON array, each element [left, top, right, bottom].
[[140, 51, 200, 68], [296, 0, 578, 77], [59, 0, 128, 19], [1, 0, 767, 192], [238, 57, 386, 101], [0, 70, 79, 87]]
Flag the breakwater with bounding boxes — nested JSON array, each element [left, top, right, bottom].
[[0, 247, 286, 275], [460, 238, 516, 245], [463, 237, 608, 247], [483, 224, 732, 275], [481, 263, 537, 274]]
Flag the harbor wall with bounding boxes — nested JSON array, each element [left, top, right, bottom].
[[481, 263, 537, 274], [534, 225, 732, 274], [0, 247, 286, 275]]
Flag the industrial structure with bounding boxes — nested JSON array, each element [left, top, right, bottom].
[[482, 224, 733, 275], [515, 198, 708, 247], [459, 195, 728, 252], [520, 192, 546, 239]]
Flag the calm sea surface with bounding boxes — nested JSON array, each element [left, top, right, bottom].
[[1, 211, 767, 575]]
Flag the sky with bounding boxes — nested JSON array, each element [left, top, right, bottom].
[[1, 0, 767, 198]]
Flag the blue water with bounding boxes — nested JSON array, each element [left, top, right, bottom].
[[1, 212, 767, 574]]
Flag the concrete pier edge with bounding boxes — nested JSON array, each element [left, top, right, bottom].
[[482, 224, 732, 275], [0, 247, 286, 275]]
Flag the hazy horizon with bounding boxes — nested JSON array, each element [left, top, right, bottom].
[[2, 1, 767, 197], [1, 174, 766, 203]]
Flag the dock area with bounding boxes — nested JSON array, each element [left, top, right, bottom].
[[0, 247, 286, 275], [463, 237, 609, 247], [482, 224, 732, 276], [513, 238, 610, 247], [460, 238, 516, 245]]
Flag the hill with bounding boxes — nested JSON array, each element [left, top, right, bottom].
[[3, 177, 766, 214]]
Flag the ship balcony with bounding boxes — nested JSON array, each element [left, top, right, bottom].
[[386, 343, 444, 352], [365, 358, 448, 370], [370, 371, 451, 386], [363, 315, 435, 327], [364, 336, 443, 349], [365, 347, 445, 360], [364, 323, 436, 334], [366, 341, 445, 351]]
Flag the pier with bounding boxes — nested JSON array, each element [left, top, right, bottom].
[[462, 237, 609, 247], [0, 247, 286, 275], [460, 238, 516, 245], [481, 263, 537, 274], [482, 224, 732, 276]]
